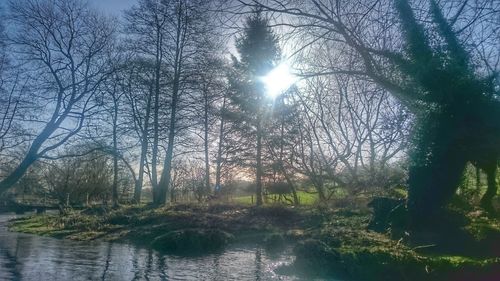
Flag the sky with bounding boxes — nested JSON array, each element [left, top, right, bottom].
[[88, 0, 137, 15], [0, 0, 138, 15]]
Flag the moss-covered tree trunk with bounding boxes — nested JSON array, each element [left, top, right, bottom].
[[480, 165, 498, 214], [407, 112, 468, 225]]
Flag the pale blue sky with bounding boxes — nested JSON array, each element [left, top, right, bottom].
[[0, 0, 137, 15], [88, 0, 137, 15]]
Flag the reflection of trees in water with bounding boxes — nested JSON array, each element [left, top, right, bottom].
[[158, 254, 168, 279], [0, 235, 21, 280], [255, 248, 262, 281], [144, 250, 154, 280], [0, 219, 30, 281], [212, 254, 221, 281], [101, 243, 113, 281], [131, 247, 141, 281], [100, 243, 169, 280], [141, 248, 169, 280], [141, 250, 169, 280]]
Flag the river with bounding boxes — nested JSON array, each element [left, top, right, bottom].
[[0, 214, 328, 281]]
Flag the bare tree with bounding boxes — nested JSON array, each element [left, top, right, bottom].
[[102, 72, 127, 208], [187, 50, 229, 198], [122, 59, 155, 203], [123, 0, 171, 203], [125, 0, 215, 205], [155, 0, 217, 205], [0, 0, 115, 193], [0, 7, 25, 161], [43, 148, 113, 206]]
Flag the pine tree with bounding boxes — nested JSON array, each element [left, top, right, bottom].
[[227, 12, 281, 206]]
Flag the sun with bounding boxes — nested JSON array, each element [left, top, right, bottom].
[[261, 62, 297, 99]]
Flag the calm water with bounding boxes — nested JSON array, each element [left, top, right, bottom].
[[0, 214, 327, 281]]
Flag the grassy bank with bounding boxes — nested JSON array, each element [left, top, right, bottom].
[[9, 203, 500, 280]]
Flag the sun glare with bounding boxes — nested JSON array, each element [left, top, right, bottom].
[[261, 63, 297, 99]]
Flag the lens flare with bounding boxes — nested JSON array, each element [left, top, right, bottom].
[[261, 63, 297, 99]]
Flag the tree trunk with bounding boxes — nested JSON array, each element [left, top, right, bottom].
[[112, 97, 119, 208], [0, 121, 58, 193], [134, 141, 147, 204], [157, 8, 185, 206], [203, 89, 210, 198], [315, 177, 327, 202], [214, 97, 227, 195], [407, 119, 467, 226], [133, 87, 152, 204], [112, 152, 118, 208], [157, 64, 180, 205], [277, 118, 298, 205], [283, 173, 299, 205], [158, 123, 176, 205], [475, 165, 481, 197], [255, 118, 263, 206], [151, 26, 162, 205], [480, 164, 497, 214], [0, 154, 35, 193]]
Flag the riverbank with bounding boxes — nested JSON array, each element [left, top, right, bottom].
[[8, 203, 500, 280]]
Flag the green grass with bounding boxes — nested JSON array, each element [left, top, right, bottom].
[[232, 191, 319, 205], [231, 195, 253, 204], [296, 192, 318, 205]]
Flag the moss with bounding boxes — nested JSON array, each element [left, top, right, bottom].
[[9, 215, 59, 235], [333, 245, 500, 281], [150, 228, 234, 254], [66, 231, 107, 241], [302, 206, 500, 281], [465, 215, 500, 240], [426, 255, 498, 267]]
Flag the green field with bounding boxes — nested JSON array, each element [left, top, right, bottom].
[[232, 191, 319, 205]]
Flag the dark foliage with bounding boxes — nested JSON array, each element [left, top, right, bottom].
[[392, 0, 500, 224]]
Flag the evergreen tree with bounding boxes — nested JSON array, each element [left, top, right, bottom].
[[227, 12, 281, 206]]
